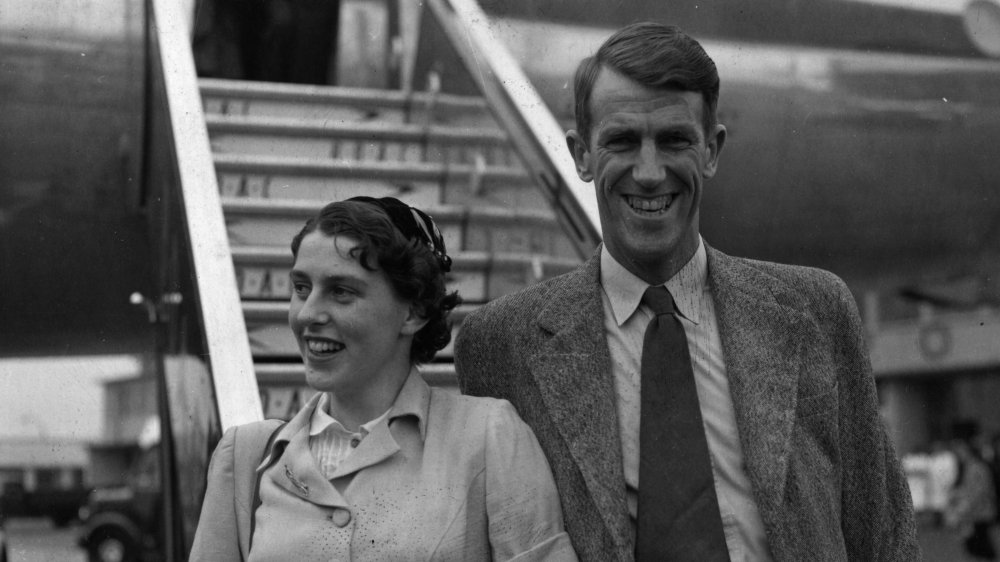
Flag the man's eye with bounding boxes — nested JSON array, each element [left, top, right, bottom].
[[660, 136, 693, 149], [603, 136, 634, 150], [292, 283, 310, 297]]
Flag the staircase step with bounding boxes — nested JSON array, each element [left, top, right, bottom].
[[231, 247, 578, 303], [206, 113, 514, 163], [199, 78, 494, 127], [213, 153, 547, 210], [222, 197, 575, 257], [213, 153, 527, 182]]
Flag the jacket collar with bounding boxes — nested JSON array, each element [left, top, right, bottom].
[[530, 247, 634, 551], [258, 369, 432, 506], [706, 245, 816, 524]]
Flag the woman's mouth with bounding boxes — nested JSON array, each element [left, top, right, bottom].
[[304, 337, 344, 357]]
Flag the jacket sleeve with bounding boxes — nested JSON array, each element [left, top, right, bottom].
[[829, 279, 921, 562], [189, 426, 243, 562], [484, 400, 578, 562]]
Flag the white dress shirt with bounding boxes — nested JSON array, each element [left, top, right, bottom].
[[599, 238, 774, 562], [308, 392, 390, 480]]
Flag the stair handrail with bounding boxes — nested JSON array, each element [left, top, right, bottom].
[[148, 0, 263, 429], [424, 0, 603, 258]]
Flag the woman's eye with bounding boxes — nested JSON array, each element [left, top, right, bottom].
[[331, 286, 355, 299]]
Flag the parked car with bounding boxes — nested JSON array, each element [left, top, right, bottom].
[[78, 485, 161, 562], [77, 445, 162, 562], [0, 482, 90, 528]]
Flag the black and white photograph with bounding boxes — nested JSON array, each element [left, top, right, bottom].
[[2, 0, 1000, 560]]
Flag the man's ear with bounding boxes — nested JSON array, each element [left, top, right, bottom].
[[400, 304, 429, 337], [702, 124, 726, 179], [566, 129, 594, 182]]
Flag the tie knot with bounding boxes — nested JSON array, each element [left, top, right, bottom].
[[642, 286, 678, 316]]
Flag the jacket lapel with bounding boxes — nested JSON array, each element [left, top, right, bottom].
[[327, 422, 401, 481], [263, 394, 347, 508], [269, 427, 347, 507], [707, 247, 815, 525], [527, 252, 632, 550]]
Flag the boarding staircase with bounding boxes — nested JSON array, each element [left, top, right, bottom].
[[141, 0, 601, 553], [198, 79, 584, 417], [144, 0, 599, 447]]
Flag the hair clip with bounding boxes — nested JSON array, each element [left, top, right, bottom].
[[435, 250, 453, 273]]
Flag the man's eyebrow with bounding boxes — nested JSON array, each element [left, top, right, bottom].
[[657, 125, 701, 140], [596, 124, 637, 138]]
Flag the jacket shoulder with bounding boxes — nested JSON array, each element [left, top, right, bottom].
[[459, 270, 579, 341], [724, 254, 854, 309], [720, 257, 868, 354], [426, 388, 525, 437], [472, 272, 570, 321]]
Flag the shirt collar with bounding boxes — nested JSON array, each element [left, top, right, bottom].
[[309, 393, 389, 438], [387, 367, 432, 441], [266, 367, 433, 471], [599, 237, 707, 326]]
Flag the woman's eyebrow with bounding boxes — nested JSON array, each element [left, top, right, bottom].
[[319, 273, 368, 287]]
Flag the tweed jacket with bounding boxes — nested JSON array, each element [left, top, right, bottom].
[[454, 244, 920, 562], [189, 371, 577, 562]]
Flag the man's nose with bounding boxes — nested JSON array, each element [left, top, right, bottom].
[[632, 141, 666, 187]]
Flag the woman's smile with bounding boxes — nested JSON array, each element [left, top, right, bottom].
[[288, 233, 416, 395]]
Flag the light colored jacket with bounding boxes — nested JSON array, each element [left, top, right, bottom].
[[455, 244, 920, 562], [190, 371, 577, 561]]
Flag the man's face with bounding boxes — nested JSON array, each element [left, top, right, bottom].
[[567, 67, 725, 284]]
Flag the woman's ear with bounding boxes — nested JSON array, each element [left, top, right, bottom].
[[400, 304, 429, 336]]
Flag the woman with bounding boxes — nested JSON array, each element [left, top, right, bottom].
[[190, 197, 576, 561]]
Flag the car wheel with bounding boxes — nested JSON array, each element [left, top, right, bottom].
[[87, 528, 136, 562]]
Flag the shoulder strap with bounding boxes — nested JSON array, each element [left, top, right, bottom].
[[232, 419, 286, 560], [248, 421, 286, 551]]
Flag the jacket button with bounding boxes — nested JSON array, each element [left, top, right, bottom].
[[330, 508, 351, 527]]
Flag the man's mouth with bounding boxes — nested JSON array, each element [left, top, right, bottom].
[[625, 194, 674, 214], [304, 337, 344, 356]]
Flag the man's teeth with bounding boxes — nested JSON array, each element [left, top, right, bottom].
[[307, 340, 343, 353], [627, 195, 673, 212]]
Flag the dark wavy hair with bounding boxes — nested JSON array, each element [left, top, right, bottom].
[[290, 200, 461, 364], [573, 21, 721, 141]]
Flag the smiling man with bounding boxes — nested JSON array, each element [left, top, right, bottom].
[[455, 22, 919, 562]]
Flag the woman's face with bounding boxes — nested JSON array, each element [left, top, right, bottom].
[[288, 232, 424, 395]]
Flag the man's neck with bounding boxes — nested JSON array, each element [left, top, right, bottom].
[[612, 243, 700, 286]]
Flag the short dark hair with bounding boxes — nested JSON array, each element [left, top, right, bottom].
[[573, 22, 721, 141], [290, 200, 461, 364]]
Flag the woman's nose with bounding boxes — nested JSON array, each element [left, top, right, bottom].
[[296, 295, 331, 326]]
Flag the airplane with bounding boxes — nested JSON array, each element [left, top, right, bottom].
[[2, 0, 999, 558]]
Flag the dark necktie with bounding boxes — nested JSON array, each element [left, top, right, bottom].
[[635, 286, 731, 561]]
